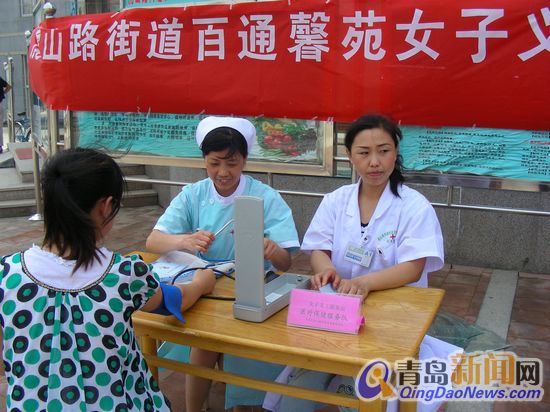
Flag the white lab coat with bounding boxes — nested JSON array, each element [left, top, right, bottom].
[[264, 181, 460, 412], [301, 181, 444, 286]]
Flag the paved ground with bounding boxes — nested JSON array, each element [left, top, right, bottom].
[[0, 205, 548, 411]]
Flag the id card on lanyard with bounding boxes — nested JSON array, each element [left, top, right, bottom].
[[344, 229, 373, 268]]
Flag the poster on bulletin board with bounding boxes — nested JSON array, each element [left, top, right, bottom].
[[75, 111, 334, 175], [400, 127, 550, 181]]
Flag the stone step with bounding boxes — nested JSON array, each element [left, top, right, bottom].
[[0, 179, 152, 202], [0, 198, 36, 219], [0, 184, 35, 201], [0, 188, 158, 219], [126, 175, 153, 191], [7, 142, 36, 184], [18, 169, 34, 184], [119, 163, 146, 176], [1, 145, 158, 216], [122, 189, 158, 208], [0, 150, 15, 169], [0, 169, 151, 201], [6, 142, 146, 184]]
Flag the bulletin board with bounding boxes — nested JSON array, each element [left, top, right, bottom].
[[74, 111, 334, 176]]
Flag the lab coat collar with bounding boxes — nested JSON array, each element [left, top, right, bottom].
[[209, 175, 246, 205], [346, 180, 395, 222], [345, 181, 361, 217]]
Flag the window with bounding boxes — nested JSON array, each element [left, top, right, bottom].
[[84, 0, 120, 14], [21, 0, 35, 16]]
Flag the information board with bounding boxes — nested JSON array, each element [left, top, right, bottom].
[[400, 127, 550, 181], [76, 111, 327, 165]]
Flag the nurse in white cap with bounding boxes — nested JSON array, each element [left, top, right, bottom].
[[146, 116, 299, 412]]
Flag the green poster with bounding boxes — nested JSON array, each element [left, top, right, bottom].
[[400, 126, 550, 181], [76, 111, 323, 164]]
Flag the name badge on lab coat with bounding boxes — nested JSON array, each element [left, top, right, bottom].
[[344, 243, 373, 268]]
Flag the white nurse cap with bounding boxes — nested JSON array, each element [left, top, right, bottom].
[[195, 116, 257, 152]]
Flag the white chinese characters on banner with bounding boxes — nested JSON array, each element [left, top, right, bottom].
[[396, 9, 444, 61], [148, 17, 184, 59], [518, 8, 550, 61], [107, 19, 141, 61], [193, 17, 228, 61], [288, 11, 330, 62], [238, 15, 277, 60], [456, 9, 508, 63], [43, 29, 62, 61], [342, 10, 386, 61], [30, 7, 550, 64], [69, 21, 99, 61]]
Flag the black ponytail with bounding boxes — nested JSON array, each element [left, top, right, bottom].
[[41, 148, 125, 272]]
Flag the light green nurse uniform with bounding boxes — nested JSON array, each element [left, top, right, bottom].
[[154, 175, 300, 408]]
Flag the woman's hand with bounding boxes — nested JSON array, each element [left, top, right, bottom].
[[263, 239, 292, 272], [185, 230, 215, 253], [311, 267, 340, 290], [263, 238, 279, 261], [336, 278, 368, 301]]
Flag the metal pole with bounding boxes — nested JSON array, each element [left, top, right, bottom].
[[29, 137, 43, 221], [431, 202, 550, 217], [24, 32, 34, 148], [4, 58, 16, 144], [22, 54, 30, 118], [1, 61, 6, 146], [48, 110, 59, 155], [25, 30, 42, 221], [446, 185, 454, 205], [64, 109, 72, 149], [124, 175, 550, 216]]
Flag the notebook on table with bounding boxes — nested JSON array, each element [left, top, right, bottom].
[[233, 196, 310, 322], [150, 250, 209, 284]]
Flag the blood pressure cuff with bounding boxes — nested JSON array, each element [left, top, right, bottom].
[[151, 283, 186, 324]]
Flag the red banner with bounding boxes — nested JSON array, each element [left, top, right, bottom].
[[28, 0, 550, 130]]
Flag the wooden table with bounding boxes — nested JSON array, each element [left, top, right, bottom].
[[132, 252, 444, 412]]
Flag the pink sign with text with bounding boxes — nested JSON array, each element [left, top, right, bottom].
[[287, 289, 364, 334]]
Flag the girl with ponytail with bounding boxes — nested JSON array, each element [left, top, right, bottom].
[[0, 148, 215, 411]]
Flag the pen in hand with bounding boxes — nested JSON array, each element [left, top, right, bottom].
[[195, 219, 234, 243], [214, 219, 234, 237]]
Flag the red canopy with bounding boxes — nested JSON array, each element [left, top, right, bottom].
[[28, 0, 550, 130]]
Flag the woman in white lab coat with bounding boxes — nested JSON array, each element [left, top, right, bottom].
[[303, 115, 443, 291], [271, 114, 458, 412]]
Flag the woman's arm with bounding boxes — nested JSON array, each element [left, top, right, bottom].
[[310, 250, 425, 297], [264, 239, 292, 272], [146, 229, 214, 255], [176, 269, 216, 311], [141, 269, 216, 313], [344, 258, 426, 294]]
